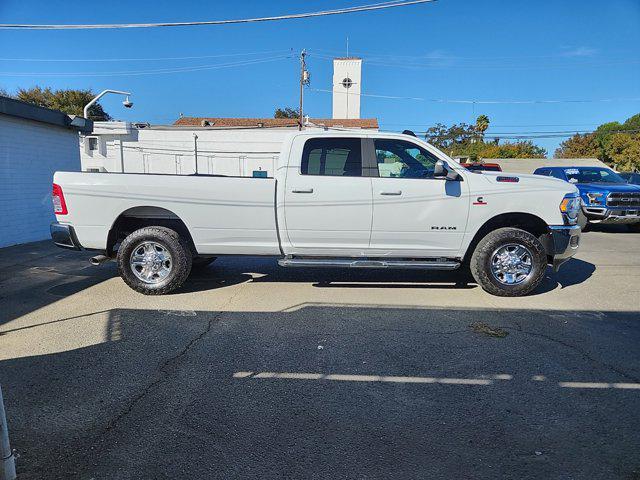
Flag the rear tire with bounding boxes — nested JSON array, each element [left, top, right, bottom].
[[470, 227, 547, 297], [117, 226, 192, 295]]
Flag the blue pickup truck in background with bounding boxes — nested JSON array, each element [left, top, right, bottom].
[[533, 166, 640, 232]]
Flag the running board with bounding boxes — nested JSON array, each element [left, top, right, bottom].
[[278, 257, 460, 270]]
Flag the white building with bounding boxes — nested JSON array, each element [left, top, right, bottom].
[[0, 96, 91, 248], [81, 119, 378, 176], [82, 122, 291, 177], [332, 57, 362, 119]]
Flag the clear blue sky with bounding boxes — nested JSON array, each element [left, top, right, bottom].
[[1, 0, 639, 155]]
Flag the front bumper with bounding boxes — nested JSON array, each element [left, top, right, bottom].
[[50, 222, 82, 250], [582, 206, 640, 224], [543, 225, 581, 271]]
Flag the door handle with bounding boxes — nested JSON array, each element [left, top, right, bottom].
[[292, 188, 314, 193], [380, 190, 402, 196]]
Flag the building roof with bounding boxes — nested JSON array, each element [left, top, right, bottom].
[[0, 95, 93, 133], [173, 117, 378, 129], [475, 158, 609, 175]]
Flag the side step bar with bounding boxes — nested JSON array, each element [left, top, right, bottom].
[[278, 257, 460, 270]]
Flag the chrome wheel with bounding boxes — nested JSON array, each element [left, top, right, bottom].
[[130, 241, 173, 284], [490, 243, 533, 285]]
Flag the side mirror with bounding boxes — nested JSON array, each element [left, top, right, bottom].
[[433, 160, 447, 177], [433, 160, 462, 181]]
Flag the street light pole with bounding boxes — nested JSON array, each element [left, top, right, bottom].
[[0, 385, 16, 480], [83, 89, 132, 119]]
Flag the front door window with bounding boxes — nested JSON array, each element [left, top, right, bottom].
[[374, 139, 439, 179]]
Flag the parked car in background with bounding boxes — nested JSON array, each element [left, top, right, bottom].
[[534, 166, 640, 232], [464, 162, 502, 173], [619, 172, 640, 186], [51, 130, 581, 297]]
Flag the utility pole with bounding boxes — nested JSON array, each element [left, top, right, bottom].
[[0, 385, 16, 480], [193, 133, 199, 175], [299, 50, 310, 130]]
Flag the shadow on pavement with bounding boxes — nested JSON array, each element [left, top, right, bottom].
[[1, 304, 639, 479], [586, 223, 638, 234], [180, 256, 596, 296], [0, 241, 116, 327], [1, 242, 597, 325]]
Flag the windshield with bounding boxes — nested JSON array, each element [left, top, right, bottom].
[[564, 167, 626, 184]]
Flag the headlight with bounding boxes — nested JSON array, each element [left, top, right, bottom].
[[586, 192, 604, 205], [560, 194, 580, 225]]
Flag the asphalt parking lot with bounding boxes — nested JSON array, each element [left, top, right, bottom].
[[1, 226, 639, 479]]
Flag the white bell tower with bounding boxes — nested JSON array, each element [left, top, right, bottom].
[[332, 57, 362, 119]]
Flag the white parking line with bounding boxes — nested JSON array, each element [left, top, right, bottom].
[[233, 372, 640, 390], [558, 381, 640, 389], [233, 371, 512, 385]]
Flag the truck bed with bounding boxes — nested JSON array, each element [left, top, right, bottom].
[[54, 171, 281, 255]]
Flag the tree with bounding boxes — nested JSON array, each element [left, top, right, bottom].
[[274, 107, 300, 119], [554, 133, 601, 158], [622, 113, 640, 132], [553, 113, 640, 169], [603, 133, 640, 171], [424, 118, 546, 159], [494, 141, 547, 158], [475, 115, 490, 136], [424, 122, 476, 151], [15, 86, 111, 120]]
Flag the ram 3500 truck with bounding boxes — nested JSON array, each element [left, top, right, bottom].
[[51, 130, 581, 297]]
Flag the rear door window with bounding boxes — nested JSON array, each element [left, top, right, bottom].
[[301, 138, 362, 177]]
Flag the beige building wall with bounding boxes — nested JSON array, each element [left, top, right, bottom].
[[478, 158, 609, 174]]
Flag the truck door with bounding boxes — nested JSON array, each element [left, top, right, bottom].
[[368, 138, 469, 257], [283, 137, 373, 255]]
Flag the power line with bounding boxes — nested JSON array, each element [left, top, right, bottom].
[[0, 54, 293, 77], [381, 122, 601, 128], [407, 128, 640, 139], [310, 48, 635, 61], [0, 49, 292, 62], [309, 51, 640, 70], [0, 0, 436, 30], [310, 87, 640, 105]]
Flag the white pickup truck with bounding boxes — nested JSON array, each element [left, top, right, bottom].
[[51, 130, 581, 296]]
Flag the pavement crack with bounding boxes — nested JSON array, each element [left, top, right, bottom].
[[511, 327, 640, 383], [100, 284, 248, 436], [101, 315, 219, 433]]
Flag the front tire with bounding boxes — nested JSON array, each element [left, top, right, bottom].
[[470, 227, 547, 297], [117, 226, 192, 295]]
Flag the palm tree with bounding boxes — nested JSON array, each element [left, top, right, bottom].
[[475, 115, 490, 138]]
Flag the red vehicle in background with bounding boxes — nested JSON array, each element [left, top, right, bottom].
[[463, 162, 502, 173]]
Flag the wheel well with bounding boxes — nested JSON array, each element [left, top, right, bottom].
[[107, 206, 196, 256], [464, 212, 550, 262]]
